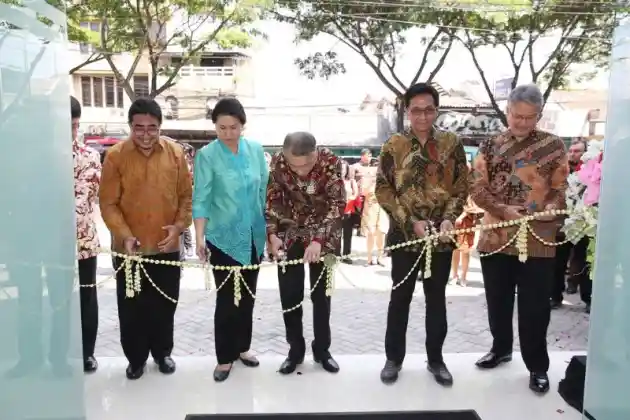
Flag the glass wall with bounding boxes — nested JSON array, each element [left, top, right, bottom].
[[0, 2, 86, 419], [582, 17, 630, 420]]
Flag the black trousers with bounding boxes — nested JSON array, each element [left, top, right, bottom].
[[278, 241, 331, 361], [78, 256, 98, 359], [385, 249, 451, 365], [209, 241, 260, 364], [481, 254, 553, 373], [341, 214, 354, 257], [552, 237, 592, 305], [114, 252, 181, 368]]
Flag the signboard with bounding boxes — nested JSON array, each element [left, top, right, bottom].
[[494, 77, 514, 101]]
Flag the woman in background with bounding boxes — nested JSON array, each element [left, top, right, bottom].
[[192, 98, 268, 382], [341, 160, 358, 263]]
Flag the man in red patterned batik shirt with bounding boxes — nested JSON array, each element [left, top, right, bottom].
[[266, 132, 346, 375], [71, 96, 102, 373]]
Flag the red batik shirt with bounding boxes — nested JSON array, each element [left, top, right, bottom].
[[266, 148, 346, 254], [74, 140, 102, 260]]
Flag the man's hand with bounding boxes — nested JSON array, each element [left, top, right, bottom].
[[537, 203, 561, 222], [413, 220, 428, 238], [439, 220, 454, 242], [123, 237, 140, 255], [304, 241, 322, 263], [503, 205, 526, 221], [158, 225, 181, 253], [268, 234, 284, 260]]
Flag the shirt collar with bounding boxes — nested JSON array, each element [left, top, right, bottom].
[[407, 127, 437, 146], [125, 137, 166, 153]]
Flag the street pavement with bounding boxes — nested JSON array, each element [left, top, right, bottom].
[[93, 216, 590, 358]]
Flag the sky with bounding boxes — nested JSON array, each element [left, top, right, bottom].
[[243, 20, 610, 106]]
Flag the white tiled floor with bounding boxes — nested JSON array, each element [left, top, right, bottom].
[[84, 352, 582, 420]]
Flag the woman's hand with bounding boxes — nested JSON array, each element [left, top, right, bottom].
[[196, 239, 208, 261]]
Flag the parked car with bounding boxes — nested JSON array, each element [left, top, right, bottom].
[[84, 135, 126, 163]]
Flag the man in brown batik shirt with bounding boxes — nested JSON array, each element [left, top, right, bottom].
[[266, 132, 346, 376], [470, 84, 569, 395], [376, 83, 468, 387], [100, 98, 192, 380]]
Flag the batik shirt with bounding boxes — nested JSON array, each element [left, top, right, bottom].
[[266, 148, 346, 254], [375, 129, 469, 251], [74, 140, 102, 260], [470, 129, 569, 258]]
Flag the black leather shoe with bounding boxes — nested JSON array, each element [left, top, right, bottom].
[[427, 362, 453, 386], [51, 361, 73, 378], [239, 355, 260, 368], [125, 363, 145, 380], [566, 285, 578, 295], [84, 356, 98, 373], [585, 303, 591, 314], [475, 352, 512, 369], [156, 356, 176, 374], [213, 364, 232, 382], [550, 300, 562, 309], [314, 355, 339, 373], [278, 357, 303, 375], [529, 372, 550, 394], [380, 360, 402, 384]]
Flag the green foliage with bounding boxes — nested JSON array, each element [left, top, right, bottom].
[[455, 0, 622, 124], [73, 0, 268, 98], [275, 0, 463, 103]]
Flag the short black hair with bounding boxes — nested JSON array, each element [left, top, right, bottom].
[[128, 97, 162, 124], [70, 96, 81, 119], [403, 83, 440, 108], [211, 97, 246, 125]]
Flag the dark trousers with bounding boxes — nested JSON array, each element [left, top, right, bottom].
[[114, 252, 181, 368], [481, 254, 553, 373], [209, 241, 260, 364], [78, 256, 98, 359], [385, 249, 451, 365], [552, 237, 591, 305], [341, 214, 354, 257], [278, 241, 331, 361]]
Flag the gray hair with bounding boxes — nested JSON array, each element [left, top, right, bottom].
[[507, 84, 544, 113], [283, 131, 317, 156]]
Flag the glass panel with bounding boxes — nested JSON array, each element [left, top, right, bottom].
[[133, 75, 149, 98], [80, 76, 92, 106], [583, 17, 630, 420], [116, 81, 124, 108], [0, 1, 86, 420]]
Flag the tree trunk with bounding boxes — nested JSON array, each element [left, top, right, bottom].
[[396, 97, 405, 132]]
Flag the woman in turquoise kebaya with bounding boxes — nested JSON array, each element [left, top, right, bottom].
[[192, 98, 268, 382]]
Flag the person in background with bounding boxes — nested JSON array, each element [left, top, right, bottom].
[[551, 138, 591, 310], [100, 98, 192, 380], [377, 83, 468, 387], [71, 96, 102, 373], [168, 137, 196, 258], [341, 159, 359, 263], [267, 132, 345, 376], [351, 149, 372, 236], [470, 84, 569, 394], [193, 98, 267, 382], [361, 156, 388, 266]]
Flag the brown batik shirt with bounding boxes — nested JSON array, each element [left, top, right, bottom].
[[99, 137, 193, 255], [375, 129, 469, 251], [266, 148, 346, 255], [470, 129, 569, 258]]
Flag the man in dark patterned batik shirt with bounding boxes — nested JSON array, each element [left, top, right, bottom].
[[266, 132, 346, 376], [376, 83, 469, 386], [470, 84, 568, 395]]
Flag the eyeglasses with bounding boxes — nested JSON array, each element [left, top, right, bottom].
[[509, 110, 539, 123], [409, 107, 437, 117], [132, 125, 159, 136]]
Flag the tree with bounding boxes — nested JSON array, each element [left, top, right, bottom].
[[456, 0, 620, 125], [275, 1, 464, 130], [76, 0, 267, 100]]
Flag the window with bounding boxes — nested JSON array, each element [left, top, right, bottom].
[[89, 22, 100, 32], [80, 76, 92, 107], [93, 77, 103, 107], [133, 75, 149, 98], [80, 75, 124, 109]]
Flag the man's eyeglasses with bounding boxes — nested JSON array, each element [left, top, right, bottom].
[[409, 107, 437, 117], [509, 110, 539, 123], [132, 125, 159, 136]]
